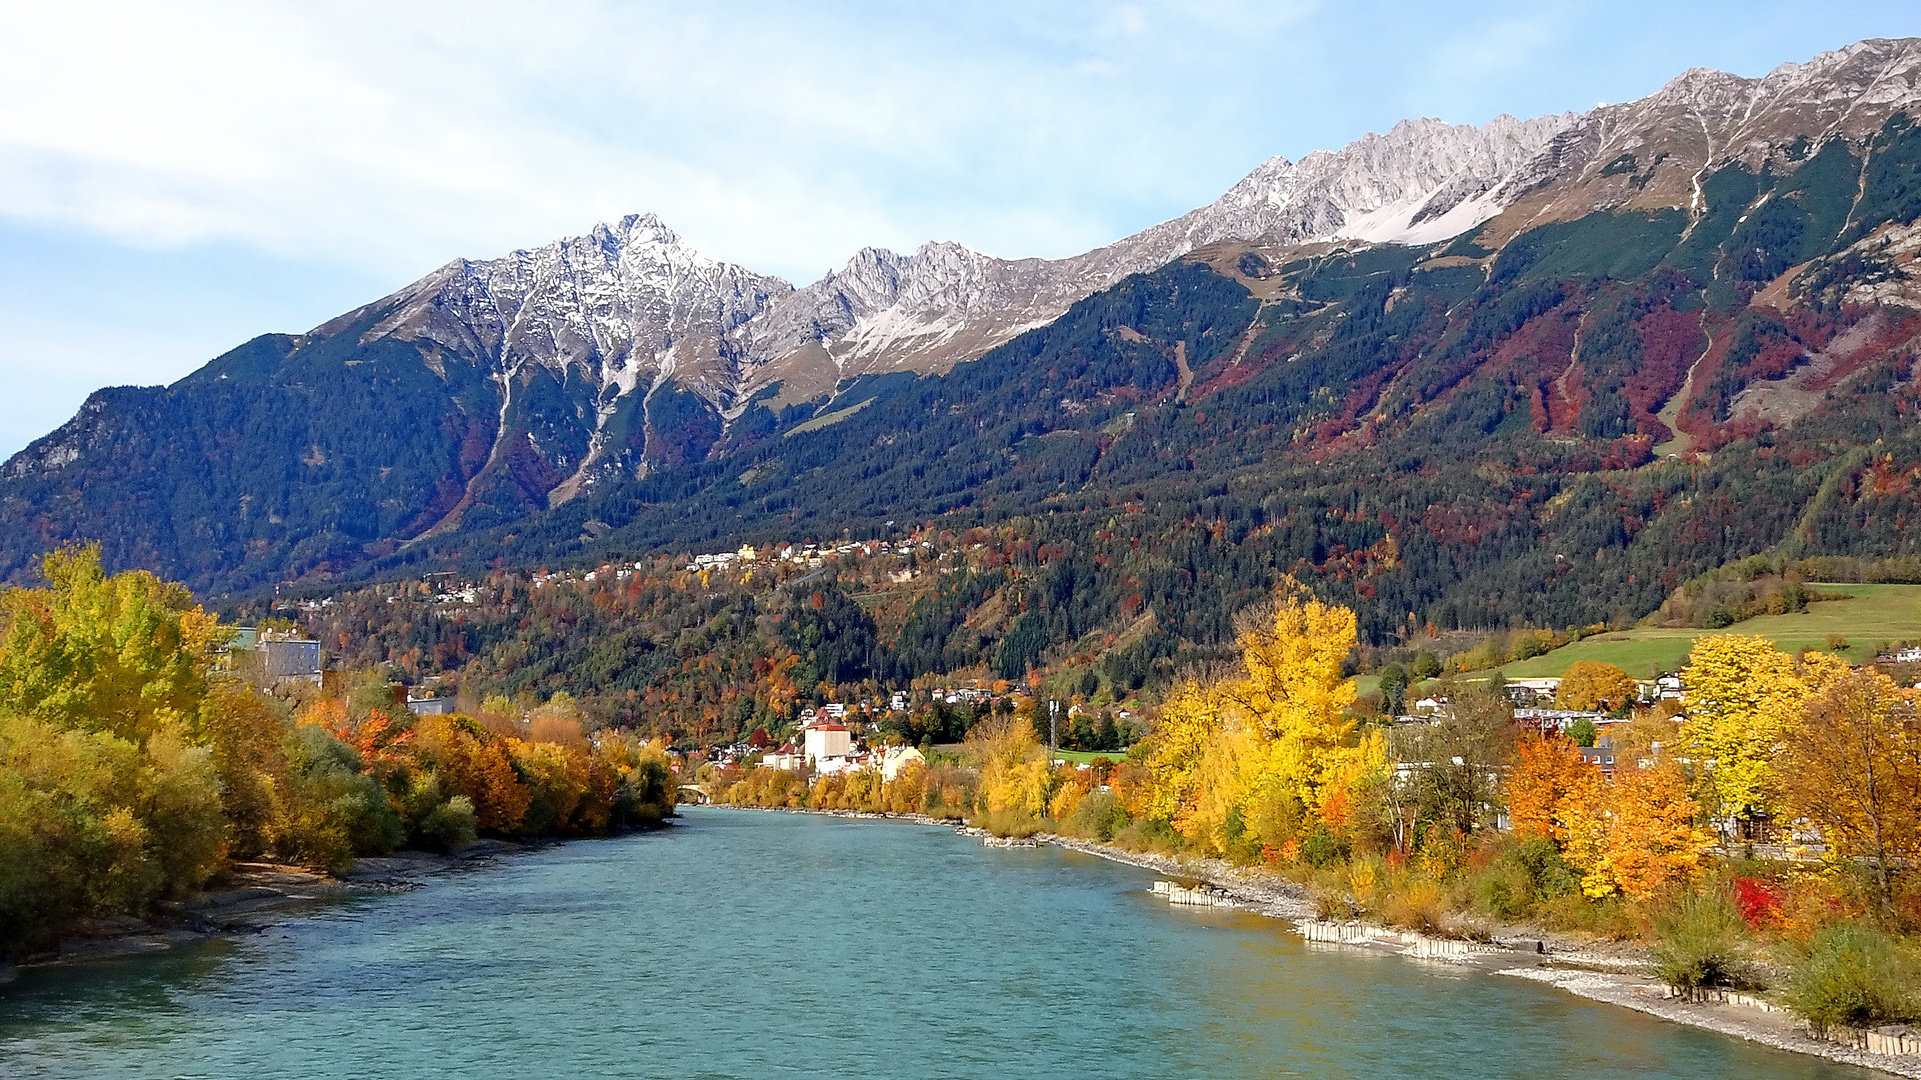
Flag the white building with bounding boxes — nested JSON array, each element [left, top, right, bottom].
[[1514, 708, 1606, 734], [803, 718, 852, 767], [1504, 677, 1560, 704], [879, 745, 926, 781], [765, 742, 805, 771]]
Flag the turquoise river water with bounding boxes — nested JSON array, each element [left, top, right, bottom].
[[0, 808, 1880, 1079]]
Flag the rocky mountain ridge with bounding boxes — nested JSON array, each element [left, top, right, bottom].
[[724, 111, 1579, 411], [8, 38, 1921, 600]]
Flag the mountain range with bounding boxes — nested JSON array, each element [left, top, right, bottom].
[[7, 38, 1921, 642]]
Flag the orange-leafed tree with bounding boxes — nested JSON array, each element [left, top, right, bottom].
[[1780, 670, 1921, 908], [305, 700, 413, 774], [1562, 760, 1711, 901], [1598, 761, 1713, 900], [411, 714, 531, 833], [1507, 735, 1600, 844]]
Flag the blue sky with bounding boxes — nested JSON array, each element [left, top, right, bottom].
[[2, 0, 1917, 457]]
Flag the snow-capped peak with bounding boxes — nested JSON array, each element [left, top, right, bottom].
[[329, 213, 792, 398]]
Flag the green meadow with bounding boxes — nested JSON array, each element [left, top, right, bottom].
[[1496, 583, 1921, 679], [1049, 747, 1125, 765]]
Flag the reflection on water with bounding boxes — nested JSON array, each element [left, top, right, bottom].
[[0, 810, 1878, 1079]]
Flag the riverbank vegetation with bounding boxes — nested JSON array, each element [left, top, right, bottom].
[[0, 548, 676, 959], [708, 582, 1921, 1035]]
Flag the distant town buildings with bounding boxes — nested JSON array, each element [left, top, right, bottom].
[[1503, 678, 1560, 705], [227, 627, 322, 688], [405, 695, 455, 716]]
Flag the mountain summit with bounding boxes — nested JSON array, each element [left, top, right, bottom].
[[8, 38, 1921, 606]]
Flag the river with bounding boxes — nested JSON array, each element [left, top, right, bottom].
[[0, 809, 1880, 1079]]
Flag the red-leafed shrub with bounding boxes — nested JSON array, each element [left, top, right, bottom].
[[1735, 876, 1784, 929]]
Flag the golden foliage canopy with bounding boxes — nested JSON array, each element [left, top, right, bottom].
[[1506, 735, 1601, 846], [1681, 635, 1807, 822], [1565, 761, 1712, 900], [1553, 661, 1637, 712], [1143, 591, 1381, 853], [1780, 670, 1921, 903], [0, 545, 222, 742]]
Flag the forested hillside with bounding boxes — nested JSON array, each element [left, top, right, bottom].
[[9, 49, 1921, 686], [385, 117, 1921, 644]]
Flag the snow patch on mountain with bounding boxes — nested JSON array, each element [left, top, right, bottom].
[[280, 39, 1921, 445], [726, 112, 1576, 404], [327, 213, 792, 401]]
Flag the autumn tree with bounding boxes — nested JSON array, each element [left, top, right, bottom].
[[969, 711, 1053, 818], [1227, 592, 1376, 821], [1507, 733, 1709, 900], [200, 680, 292, 858], [412, 714, 531, 833], [1506, 735, 1601, 846], [1554, 661, 1638, 712], [1780, 670, 1921, 908], [1586, 761, 1713, 900], [1142, 675, 1232, 830], [1681, 636, 1806, 831], [1143, 589, 1382, 855], [0, 544, 222, 742], [1, 714, 218, 948], [1390, 680, 1515, 836]]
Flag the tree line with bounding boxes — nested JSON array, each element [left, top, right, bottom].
[[0, 547, 676, 958]]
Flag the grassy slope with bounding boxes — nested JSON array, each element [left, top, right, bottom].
[[1050, 747, 1127, 765], [1496, 584, 1921, 679]]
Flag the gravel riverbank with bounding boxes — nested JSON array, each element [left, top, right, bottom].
[[712, 806, 1921, 1078], [1034, 823, 1920, 1079]]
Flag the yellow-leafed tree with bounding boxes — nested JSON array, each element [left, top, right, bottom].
[[969, 713, 1053, 816], [1142, 676, 1232, 828], [0, 544, 223, 742], [1230, 593, 1369, 819], [1143, 589, 1381, 854], [1681, 635, 1805, 828]]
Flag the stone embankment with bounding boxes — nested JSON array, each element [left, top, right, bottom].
[[1293, 917, 1506, 961], [1151, 880, 1231, 907]]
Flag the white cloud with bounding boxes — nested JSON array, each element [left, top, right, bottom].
[[0, 0, 1914, 460], [0, 1, 1342, 283]]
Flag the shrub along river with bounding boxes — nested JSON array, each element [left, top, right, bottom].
[[0, 809, 1881, 1079]]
